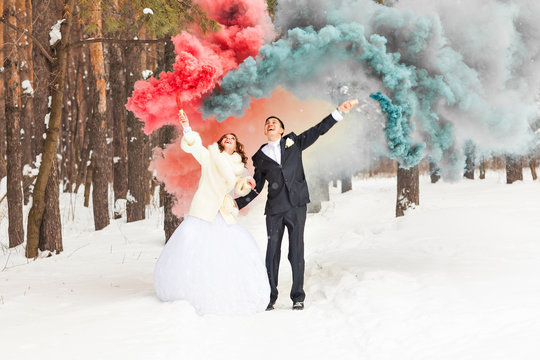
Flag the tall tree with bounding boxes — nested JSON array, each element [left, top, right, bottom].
[[109, 42, 128, 218], [87, 0, 111, 230], [16, 0, 34, 203], [103, 0, 128, 219], [124, 36, 146, 222], [3, 0, 25, 248], [396, 164, 419, 217], [26, 0, 76, 259], [29, 0, 64, 256], [157, 39, 183, 241], [0, 0, 7, 180]]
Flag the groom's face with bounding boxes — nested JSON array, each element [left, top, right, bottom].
[[264, 118, 284, 138]]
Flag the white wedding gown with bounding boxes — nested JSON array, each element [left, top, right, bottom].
[[154, 213, 270, 315]]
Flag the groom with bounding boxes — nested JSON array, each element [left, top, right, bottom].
[[235, 99, 359, 310]]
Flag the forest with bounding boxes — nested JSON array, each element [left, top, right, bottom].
[[1, 0, 538, 260]]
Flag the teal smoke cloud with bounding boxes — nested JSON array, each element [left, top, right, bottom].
[[203, 0, 540, 174]]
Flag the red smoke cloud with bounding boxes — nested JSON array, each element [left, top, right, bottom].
[[126, 0, 274, 135]]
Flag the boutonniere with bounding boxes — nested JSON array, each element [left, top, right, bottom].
[[285, 138, 294, 148]]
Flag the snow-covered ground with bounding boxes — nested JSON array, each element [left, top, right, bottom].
[[1, 171, 540, 360]]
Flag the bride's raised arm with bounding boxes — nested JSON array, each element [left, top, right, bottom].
[[179, 111, 208, 165]]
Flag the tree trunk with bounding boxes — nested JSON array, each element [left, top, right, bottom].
[[160, 126, 182, 242], [124, 44, 146, 222], [4, 0, 25, 248], [479, 157, 486, 180], [341, 175, 352, 193], [26, 0, 76, 259], [31, 0, 53, 161], [63, 53, 78, 192], [17, 0, 34, 204], [0, 1, 7, 180], [396, 164, 419, 217], [0, 87, 5, 180], [429, 159, 440, 183], [87, 1, 110, 231], [84, 158, 93, 208], [505, 155, 523, 184], [307, 177, 329, 214], [27, 0, 64, 256], [463, 141, 475, 180], [39, 157, 62, 253], [529, 157, 537, 181], [74, 56, 91, 194], [108, 42, 128, 219], [155, 39, 182, 241]]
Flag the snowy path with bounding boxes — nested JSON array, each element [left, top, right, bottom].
[[1, 173, 540, 359]]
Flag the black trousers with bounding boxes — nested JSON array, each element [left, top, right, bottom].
[[265, 205, 307, 304]]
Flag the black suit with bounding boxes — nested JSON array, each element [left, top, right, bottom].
[[236, 114, 339, 304]]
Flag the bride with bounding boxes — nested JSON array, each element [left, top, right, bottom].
[[153, 111, 270, 315]]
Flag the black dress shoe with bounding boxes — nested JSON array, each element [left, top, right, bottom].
[[292, 301, 304, 310], [266, 302, 275, 311]]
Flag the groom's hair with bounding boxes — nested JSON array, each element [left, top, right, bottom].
[[265, 116, 284, 130]]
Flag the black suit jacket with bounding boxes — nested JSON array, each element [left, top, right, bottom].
[[236, 114, 338, 215]]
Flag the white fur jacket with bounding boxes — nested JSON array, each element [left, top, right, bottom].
[[181, 130, 252, 224]]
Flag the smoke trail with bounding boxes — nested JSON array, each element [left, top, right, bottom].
[[203, 0, 540, 176], [369, 91, 425, 168], [202, 22, 453, 167]]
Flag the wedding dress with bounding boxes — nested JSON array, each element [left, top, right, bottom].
[[153, 129, 269, 315]]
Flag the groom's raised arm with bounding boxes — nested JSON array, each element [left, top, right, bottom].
[[296, 99, 359, 151], [235, 161, 265, 210], [295, 110, 342, 151]]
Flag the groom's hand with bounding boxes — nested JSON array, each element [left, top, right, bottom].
[[338, 99, 359, 114]]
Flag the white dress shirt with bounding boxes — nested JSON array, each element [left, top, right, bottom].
[[262, 138, 282, 164], [261, 109, 343, 164]]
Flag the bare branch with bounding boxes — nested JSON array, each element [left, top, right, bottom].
[[0, 15, 55, 63], [68, 37, 168, 49]]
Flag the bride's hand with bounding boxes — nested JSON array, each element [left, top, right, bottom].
[[178, 110, 189, 127], [246, 178, 256, 189]]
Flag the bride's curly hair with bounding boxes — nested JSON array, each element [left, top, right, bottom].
[[217, 133, 248, 166]]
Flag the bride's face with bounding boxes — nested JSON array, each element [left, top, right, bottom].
[[221, 134, 237, 154]]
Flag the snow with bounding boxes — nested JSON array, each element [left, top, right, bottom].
[[49, 19, 65, 46], [1, 172, 540, 360], [21, 80, 34, 95], [126, 190, 137, 203], [142, 70, 153, 80], [143, 8, 154, 15], [22, 164, 38, 177]]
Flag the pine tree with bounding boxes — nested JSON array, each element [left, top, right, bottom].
[[26, 0, 76, 258], [3, 0, 25, 248], [87, 0, 111, 230]]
